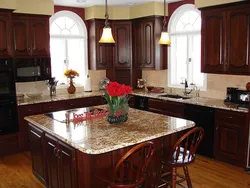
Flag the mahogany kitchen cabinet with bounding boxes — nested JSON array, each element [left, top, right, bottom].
[[18, 103, 42, 151], [28, 124, 46, 185], [12, 14, 50, 57], [113, 21, 132, 69], [201, 3, 250, 75], [132, 16, 167, 70], [45, 133, 77, 188], [148, 98, 184, 118], [0, 10, 13, 57], [88, 19, 114, 70], [214, 109, 249, 167]]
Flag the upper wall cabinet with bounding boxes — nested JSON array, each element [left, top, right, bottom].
[[0, 10, 13, 58], [12, 14, 50, 57], [201, 3, 250, 75], [112, 21, 132, 69], [132, 16, 168, 70], [88, 19, 114, 70]]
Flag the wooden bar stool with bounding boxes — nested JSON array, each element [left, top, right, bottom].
[[157, 127, 204, 188], [96, 141, 155, 188]]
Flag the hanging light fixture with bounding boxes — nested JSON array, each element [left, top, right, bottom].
[[158, 0, 171, 45], [99, 0, 115, 43]]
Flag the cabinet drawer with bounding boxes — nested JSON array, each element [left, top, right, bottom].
[[18, 104, 41, 116], [41, 100, 69, 113], [215, 109, 247, 126]]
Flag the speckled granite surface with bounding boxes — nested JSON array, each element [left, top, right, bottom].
[[25, 106, 195, 155], [18, 90, 248, 113], [17, 91, 103, 106], [132, 91, 248, 113]]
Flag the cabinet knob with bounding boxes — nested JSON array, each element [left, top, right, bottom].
[[53, 147, 57, 157], [28, 109, 32, 112]]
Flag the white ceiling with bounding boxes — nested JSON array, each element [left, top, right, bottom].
[[53, 0, 181, 8]]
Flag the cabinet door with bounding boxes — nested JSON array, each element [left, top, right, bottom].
[[113, 21, 132, 68], [201, 10, 226, 73], [0, 12, 13, 57], [133, 22, 143, 68], [29, 124, 46, 184], [45, 134, 60, 188], [142, 21, 154, 69], [30, 17, 50, 57], [227, 7, 250, 74], [214, 123, 245, 167], [12, 18, 31, 57], [58, 141, 77, 188], [96, 21, 113, 70]]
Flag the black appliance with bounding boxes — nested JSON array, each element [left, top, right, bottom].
[[15, 57, 51, 82], [0, 59, 18, 135], [235, 89, 250, 104], [184, 104, 215, 158], [134, 96, 148, 111], [225, 87, 238, 102]]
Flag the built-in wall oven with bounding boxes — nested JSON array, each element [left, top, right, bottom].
[[0, 59, 18, 135]]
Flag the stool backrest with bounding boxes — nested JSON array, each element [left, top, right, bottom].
[[112, 142, 155, 185], [169, 127, 204, 164]]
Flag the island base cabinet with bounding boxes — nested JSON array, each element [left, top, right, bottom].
[[45, 133, 77, 188], [28, 124, 46, 185]]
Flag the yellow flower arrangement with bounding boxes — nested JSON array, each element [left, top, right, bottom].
[[64, 69, 79, 78]]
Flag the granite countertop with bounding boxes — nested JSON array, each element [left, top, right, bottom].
[[17, 91, 103, 106], [25, 106, 195, 155], [17, 90, 248, 113], [132, 90, 248, 113]]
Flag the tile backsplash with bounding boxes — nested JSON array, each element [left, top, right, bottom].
[[142, 70, 250, 99], [16, 70, 106, 96]]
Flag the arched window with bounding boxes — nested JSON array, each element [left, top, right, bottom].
[[168, 4, 206, 90], [50, 11, 88, 86]]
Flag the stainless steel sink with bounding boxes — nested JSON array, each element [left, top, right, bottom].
[[158, 94, 192, 100]]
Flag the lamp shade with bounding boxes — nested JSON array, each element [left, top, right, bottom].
[[158, 31, 171, 45], [99, 27, 115, 43]]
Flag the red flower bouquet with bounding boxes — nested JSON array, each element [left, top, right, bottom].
[[104, 82, 132, 123]]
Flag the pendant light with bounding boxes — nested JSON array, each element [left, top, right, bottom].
[[99, 0, 115, 43], [158, 0, 171, 45]]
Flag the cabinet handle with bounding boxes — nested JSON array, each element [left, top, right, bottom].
[[28, 109, 32, 112], [227, 116, 233, 119], [57, 149, 61, 159], [216, 126, 218, 131], [53, 147, 57, 157]]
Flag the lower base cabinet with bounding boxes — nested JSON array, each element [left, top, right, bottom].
[[214, 109, 249, 167]]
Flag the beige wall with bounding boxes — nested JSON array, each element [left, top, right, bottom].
[[85, 2, 168, 20], [0, 0, 54, 15], [142, 70, 250, 100], [195, 0, 245, 8]]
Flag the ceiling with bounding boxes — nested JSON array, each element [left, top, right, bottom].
[[53, 0, 181, 8]]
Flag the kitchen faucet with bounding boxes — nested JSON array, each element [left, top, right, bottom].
[[183, 79, 193, 96]]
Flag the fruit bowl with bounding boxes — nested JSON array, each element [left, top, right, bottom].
[[146, 86, 154, 92]]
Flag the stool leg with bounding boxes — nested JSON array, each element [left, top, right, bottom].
[[183, 166, 192, 188], [171, 167, 177, 188]]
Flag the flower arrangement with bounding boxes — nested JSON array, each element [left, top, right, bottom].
[[104, 82, 132, 121], [64, 69, 79, 79]]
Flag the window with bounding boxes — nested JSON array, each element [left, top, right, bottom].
[[50, 11, 88, 86], [168, 4, 206, 90]]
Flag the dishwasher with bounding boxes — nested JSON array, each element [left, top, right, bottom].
[[184, 104, 215, 158]]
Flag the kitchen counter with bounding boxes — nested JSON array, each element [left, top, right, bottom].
[[17, 91, 103, 106], [17, 90, 248, 113], [132, 90, 248, 113], [25, 105, 195, 155]]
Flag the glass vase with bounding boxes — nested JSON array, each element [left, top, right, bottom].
[[107, 113, 128, 124]]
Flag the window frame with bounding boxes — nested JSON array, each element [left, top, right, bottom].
[[49, 11, 88, 88], [168, 4, 207, 91]]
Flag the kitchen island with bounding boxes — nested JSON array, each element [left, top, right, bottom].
[[25, 105, 195, 188]]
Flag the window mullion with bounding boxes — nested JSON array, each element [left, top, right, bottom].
[[65, 39, 69, 69]]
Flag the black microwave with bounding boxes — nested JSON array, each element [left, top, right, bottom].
[[236, 90, 250, 104], [15, 58, 51, 82]]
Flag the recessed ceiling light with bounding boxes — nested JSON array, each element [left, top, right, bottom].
[[76, 0, 87, 3]]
